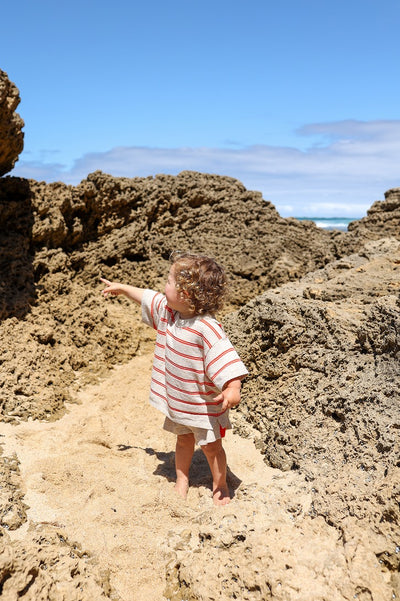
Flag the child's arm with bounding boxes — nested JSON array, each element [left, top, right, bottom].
[[214, 377, 242, 411], [100, 278, 144, 305]]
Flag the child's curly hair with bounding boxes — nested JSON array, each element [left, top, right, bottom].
[[170, 251, 227, 316]]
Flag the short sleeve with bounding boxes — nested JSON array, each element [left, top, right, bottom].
[[141, 289, 166, 330], [204, 338, 248, 390]]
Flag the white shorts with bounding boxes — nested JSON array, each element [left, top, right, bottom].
[[163, 417, 231, 446]]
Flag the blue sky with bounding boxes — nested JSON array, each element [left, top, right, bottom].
[[2, 0, 400, 216]]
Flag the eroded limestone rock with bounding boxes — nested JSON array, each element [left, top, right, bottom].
[[0, 525, 117, 600], [0, 171, 344, 422], [0, 69, 24, 176]]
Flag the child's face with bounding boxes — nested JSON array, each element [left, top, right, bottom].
[[165, 266, 193, 317]]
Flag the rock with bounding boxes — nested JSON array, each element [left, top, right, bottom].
[[223, 237, 400, 590], [0, 453, 27, 530], [0, 172, 399, 432], [0, 525, 116, 600], [0, 171, 346, 422], [337, 187, 400, 254], [349, 187, 400, 239], [165, 479, 395, 601], [163, 237, 400, 601], [0, 69, 24, 176]]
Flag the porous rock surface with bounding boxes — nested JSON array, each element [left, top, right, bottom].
[[207, 236, 399, 600], [165, 479, 395, 601], [0, 525, 115, 600], [0, 453, 27, 531], [347, 187, 400, 242], [0, 70, 24, 176]]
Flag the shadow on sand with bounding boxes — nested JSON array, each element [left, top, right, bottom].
[[117, 444, 242, 498]]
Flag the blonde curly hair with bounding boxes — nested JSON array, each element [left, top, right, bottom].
[[170, 251, 227, 316]]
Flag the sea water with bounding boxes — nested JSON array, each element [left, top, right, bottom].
[[295, 217, 359, 232]]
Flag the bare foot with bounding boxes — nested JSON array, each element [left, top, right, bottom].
[[213, 486, 231, 506], [174, 479, 189, 500]]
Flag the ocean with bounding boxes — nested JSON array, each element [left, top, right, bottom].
[[295, 217, 359, 232]]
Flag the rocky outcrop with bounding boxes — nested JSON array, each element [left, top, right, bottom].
[[0, 70, 24, 176], [0, 453, 27, 531], [332, 187, 400, 260], [165, 481, 396, 601], [348, 187, 400, 239], [165, 238, 400, 600], [0, 525, 115, 600], [0, 171, 347, 422], [217, 238, 400, 592], [0, 169, 399, 428], [2, 170, 342, 307]]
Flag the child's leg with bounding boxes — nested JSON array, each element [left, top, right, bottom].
[[174, 432, 195, 499], [201, 439, 230, 506]]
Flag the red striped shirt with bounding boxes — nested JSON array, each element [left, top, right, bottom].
[[141, 289, 248, 427]]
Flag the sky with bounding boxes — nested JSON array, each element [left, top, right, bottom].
[[2, 0, 400, 217]]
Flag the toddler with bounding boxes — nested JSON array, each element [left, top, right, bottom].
[[101, 252, 248, 505]]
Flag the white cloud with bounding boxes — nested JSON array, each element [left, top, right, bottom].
[[10, 119, 400, 217]]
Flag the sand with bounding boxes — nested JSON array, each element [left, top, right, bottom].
[[1, 351, 275, 601]]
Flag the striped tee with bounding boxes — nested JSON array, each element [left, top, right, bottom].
[[141, 289, 248, 430]]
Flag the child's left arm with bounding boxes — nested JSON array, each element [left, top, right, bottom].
[[214, 377, 242, 411]]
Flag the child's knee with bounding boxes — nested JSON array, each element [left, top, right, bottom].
[[176, 432, 195, 448], [201, 439, 223, 457]]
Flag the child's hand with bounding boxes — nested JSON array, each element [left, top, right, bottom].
[[213, 379, 241, 411], [100, 278, 144, 305], [100, 278, 124, 297]]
